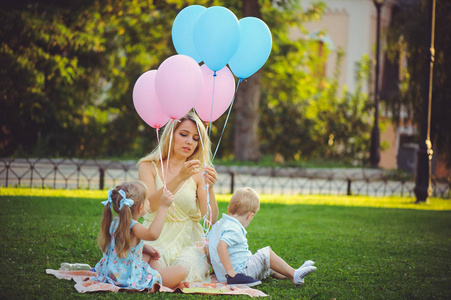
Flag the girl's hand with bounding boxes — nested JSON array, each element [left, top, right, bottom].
[[160, 189, 175, 208], [146, 245, 160, 261], [203, 166, 218, 187], [179, 160, 201, 180]]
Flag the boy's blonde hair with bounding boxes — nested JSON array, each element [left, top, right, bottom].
[[228, 187, 260, 216]]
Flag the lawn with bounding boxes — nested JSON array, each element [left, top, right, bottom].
[[1, 187, 450, 299]]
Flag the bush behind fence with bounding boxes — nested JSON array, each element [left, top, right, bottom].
[[1, 158, 450, 198]]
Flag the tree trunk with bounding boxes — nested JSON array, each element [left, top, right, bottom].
[[234, 72, 262, 161], [233, 0, 262, 162]]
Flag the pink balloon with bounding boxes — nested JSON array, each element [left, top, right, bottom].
[[133, 70, 170, 129], [155, 55, 204, 120], [195, 65, 235, 122]]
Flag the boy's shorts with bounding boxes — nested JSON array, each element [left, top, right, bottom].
[[243, 246, 274, 280]]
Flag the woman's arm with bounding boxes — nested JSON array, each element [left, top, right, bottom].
[[138, 160, 200, 212], [197, 166, 219, 225]]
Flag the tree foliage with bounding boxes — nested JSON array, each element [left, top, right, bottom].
[[1, 1, 106, 156], [260, 49, 372, 163], [1, 0, 194, 158], [210, 0, 372, 163], [254, 0, 372, 163], [1, 0, 373, 165]]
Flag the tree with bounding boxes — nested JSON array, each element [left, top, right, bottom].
[[1, 0, 373, 165], [0, 0, 200, 158], [260, 49, 373, 163], [225, 0, 373, 163], [232, 0, 262, 162], [0, 1, 107, 157], [385, 0, 451, 166], [223, 0, 327, 162]]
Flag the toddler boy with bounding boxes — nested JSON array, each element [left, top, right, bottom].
[[207, 187, 316, 286]]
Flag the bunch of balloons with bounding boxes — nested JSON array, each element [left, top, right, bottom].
[[133, 4, 272, 130]]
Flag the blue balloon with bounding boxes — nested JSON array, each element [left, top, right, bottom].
[[193, 6, 240, 71], [228, 17, 272, 79], [172, 5, 206, 63]]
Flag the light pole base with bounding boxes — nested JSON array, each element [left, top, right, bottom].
[[369, 125, 380, 168]]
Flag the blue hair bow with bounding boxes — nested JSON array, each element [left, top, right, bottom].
[[101, 189, 114, 207], [118, 190, 134, 210]]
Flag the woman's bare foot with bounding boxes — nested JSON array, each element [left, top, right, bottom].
[[175, 281, 190, 289]]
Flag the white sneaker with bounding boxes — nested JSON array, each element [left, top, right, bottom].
[[300, 260, 315, 268], [293, 266, 317, 285]]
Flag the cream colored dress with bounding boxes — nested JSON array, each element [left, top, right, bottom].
[[142, 162, 211, 283]]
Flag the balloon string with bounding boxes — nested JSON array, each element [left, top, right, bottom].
[[165, 119, 177, 191], [212, 78, 242, 161], [192, 108, 208, 166], [202, 123, 211, 235], [156, 128, 166, 190], [208, 71, 217, 140], [192, 108, 212, 240]]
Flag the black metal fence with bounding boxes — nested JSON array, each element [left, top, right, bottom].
[[1, 158, 450, 198]]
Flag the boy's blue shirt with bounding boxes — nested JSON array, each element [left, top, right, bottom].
[[207, 213, 252, 282]]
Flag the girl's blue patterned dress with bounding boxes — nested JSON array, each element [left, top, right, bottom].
[[91, 218, 162, 290]]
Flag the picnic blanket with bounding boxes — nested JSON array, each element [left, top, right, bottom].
[[46, 269, 268, 297]]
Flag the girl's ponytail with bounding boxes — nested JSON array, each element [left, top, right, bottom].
[[114, 190, 134, 258], [97, 189, 114, 253]]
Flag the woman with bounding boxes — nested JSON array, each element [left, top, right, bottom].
[[138, 111, 218, 283]]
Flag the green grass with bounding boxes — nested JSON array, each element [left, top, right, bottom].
[[1, 187, 450, 299], [213, 155, 360, 168]]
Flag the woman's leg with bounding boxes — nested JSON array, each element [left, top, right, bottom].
[[158, 265, 187, 288]]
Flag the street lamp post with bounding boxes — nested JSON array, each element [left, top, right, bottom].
[[369, 0, 385, 168], [414, 0, 436, 203]]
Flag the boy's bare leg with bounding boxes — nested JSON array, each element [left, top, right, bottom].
[[268, 249, 295, 281], [268, 250, 316, 284], [272, 271, 287, 279]]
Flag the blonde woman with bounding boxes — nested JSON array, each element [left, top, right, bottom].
[[138, 111, 218, 283]]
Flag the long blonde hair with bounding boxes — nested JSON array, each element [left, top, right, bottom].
[[138, 111, 212, 167], [97, 180, 149, 259]]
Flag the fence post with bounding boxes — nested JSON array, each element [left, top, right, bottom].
[[53, 164, 58, 189], [447, 177, 451, 199], [347, 178, 352, 196], [5, 161, 10, 187], [30, 164, 34, 188], [99, 167, 105, 190], [230, 172, 235, 194]]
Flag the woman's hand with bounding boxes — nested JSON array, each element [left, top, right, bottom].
[[203, 166, 218, 188], [197, 165, 219, 224], [160, 189, 175, 208], [179, 159, 201, 181]]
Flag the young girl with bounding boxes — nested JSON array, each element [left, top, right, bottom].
[[92, 180, 188, 290]]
